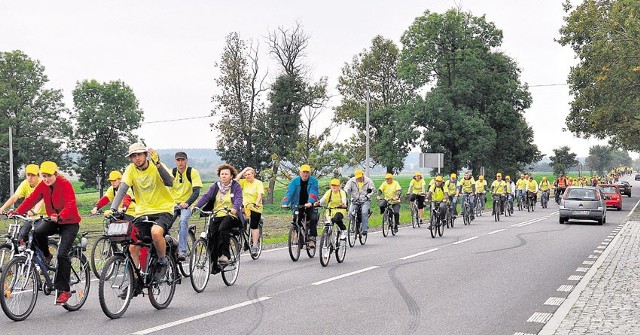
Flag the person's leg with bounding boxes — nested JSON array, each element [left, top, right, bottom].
[[332, 212, 346, 231], [361, 202, 370, 233], [250, 211, 261, 245], [33, 219, 57, 259], [216, 215, 239, 259], [54, 223, 79, 293], [178, 207, 192, 255], [379, 200, 387, 215], [417, 195, 425, 221], [393, 203, 400, 228], [308, 208, 318, 238], [208, 217, 222, 258]]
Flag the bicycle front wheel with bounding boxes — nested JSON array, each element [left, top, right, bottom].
[[63, 253, 90, 311], [382, 212, 390, 237], [335, 232, 347, 263], [99, 254, 132, 319], [0, 243, 13, 274], [411, 205, 418, 228], [347, 217, 356, 248], [149, 253, 177, 309], [463, 205, 470, 225], [429, 214, 436, 239], [319, 227, 331, 267], [0, 256, 38, 321], [189, 238, 210, 293], [179, 230, 196, 278], [221, 236, 240, 286], [288, 226, 301, 262], [91, 235, 117, 279]]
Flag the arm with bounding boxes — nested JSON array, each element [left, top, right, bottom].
[[281, 179, 296, 207], [308, 178, 319, 204], [57, 180, 79, 221], [111, 183, 130, 212], [15, 184, 44, 215], [231, 182, 243, 214], [157, 163, 173, 187], [184, 187, 201, 206], [0, 194, 20, 213], [194, 183, 216, 209]]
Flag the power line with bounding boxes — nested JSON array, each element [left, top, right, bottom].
[[529, 83, 567, 87], [142, 115, 212, 125]]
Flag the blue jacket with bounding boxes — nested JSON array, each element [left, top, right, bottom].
[[282, 176, 319, 208]]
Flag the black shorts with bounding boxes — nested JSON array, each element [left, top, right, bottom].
[[134, 212, 173, 240], [409, 194, 426, 209]]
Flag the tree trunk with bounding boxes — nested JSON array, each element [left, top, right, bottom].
[[265, 162, 279, 205]]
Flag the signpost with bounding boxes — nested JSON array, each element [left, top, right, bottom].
[[419, 153, 444, 174]]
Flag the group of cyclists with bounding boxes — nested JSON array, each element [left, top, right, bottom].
[[0, 140, 632, 317]]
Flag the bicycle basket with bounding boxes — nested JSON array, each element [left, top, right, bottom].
[[105, 220, 133, 242]]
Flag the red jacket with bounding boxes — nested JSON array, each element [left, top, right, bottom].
[[17, 175, 81, 224]]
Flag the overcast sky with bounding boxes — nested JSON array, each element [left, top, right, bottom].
[[1, 0, 617, 159]]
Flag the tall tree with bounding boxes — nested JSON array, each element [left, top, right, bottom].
[[558, 0, 640, 150], [212, 32, 269, 174], [400, 9, 541, 176], [0, 50, 71, 199], [586, 144, 632, 175], [549, 146, 578, 176], [336, 35, 419, 173], [71, 79, 144, 194]]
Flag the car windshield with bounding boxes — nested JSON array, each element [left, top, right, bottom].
[[566, 189, 597, 200], [601, 186, 617, 194]]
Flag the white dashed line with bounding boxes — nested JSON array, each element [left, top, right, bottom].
[[576, 267, 589, 272], [544, 297, 566, 306], [312, 266, 379, 286], [557, 285, 574, 292], [400, 248, 439, 260], [582, 260, 595, 265], [567, 275, 583, 281], [527, 312, 553, 323], [514, 333, 537, 335], [596, 246, 606, 249], [487, 229, 506, 235], [593, 250, 603, 254], [587, 255, 598, 259], [452, 236, 478, 245], [132, 297, 271, 334]]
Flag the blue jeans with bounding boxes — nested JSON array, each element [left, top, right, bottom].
[[349, 201, 371, 233], [177, 207, 192, 254]]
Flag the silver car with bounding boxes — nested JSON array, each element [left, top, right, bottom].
[[558, 186, 607, 225]]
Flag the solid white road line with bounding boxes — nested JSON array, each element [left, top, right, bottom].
[[487, 229, 506, 235], [400, 248, 439, 260], [311, 266, 379, 286], [132, 297, 271, 335], [452, 236, 478, 245]]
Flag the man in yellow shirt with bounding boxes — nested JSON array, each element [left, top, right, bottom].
[[491, 173, 507, 215], [111, 143, 175, 280], [444, 173, 458, 216], [0, 164, 45, 216], [539, 176, 552, 207], [378, 173, 402, 233], [475, 175, 487, 212], [457, 172, 476, 220], [515, 174, 527, 207], [170, 152, 203, 260], [526, 175, 539, 208], [427, 175, 448, 224], [406, 171, 426, 224]]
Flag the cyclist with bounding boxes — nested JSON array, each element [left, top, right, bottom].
[[505, 175, 515, 213], [170, 151, 203, 260], [515, 174, 528, 207], [193, 163, 243, 266], [281, 164, 319, 249], [378, 173, 401, 233], [526, 174, 539, 206], [110, 143, 174, 280], [457, 172, 476, 220], [427, 175, 448, 224], [490, 173, 507, 215], [444, 173, 458, 217], [539, 176, 552, 205], [90, 170, 135, 220], [7, 161, 81, 304], [343, 169, 375, 236], [554, 173, 567, 202], [316, 178, 348, 240], [0, 164, 45, 216], [475, 175, 487, 209], [406, 171, 426, 224], [235, 166, 265, 254]]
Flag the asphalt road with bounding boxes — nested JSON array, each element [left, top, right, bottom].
[[1, 182, 636, 335]]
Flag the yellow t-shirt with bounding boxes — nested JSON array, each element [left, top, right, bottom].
[[475, 180, 487, 193], [15, 179, 46, 215], [214, 191, 234, 218], [516, 179, 527, 191], [539, 180, 552, 191], [104, 185, 136, 212], [319, 189, 347, 220], [444, 179, 457, 196], [491, 180, 507, 195], [122, 162, 175, 216], [408, 178, 426, 194], [428, 184, 447, 202], [239, 178, 265, 214], [170, 167, 204, 203], [527, 180, 539, 193], [458, 177, 476, 194], [379, 180, 401, 204]]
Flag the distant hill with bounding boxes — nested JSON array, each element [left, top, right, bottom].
[[157, 149, 221, 180]]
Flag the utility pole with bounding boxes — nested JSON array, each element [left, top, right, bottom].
[[365, 92, 371, 178], [8, 126, 15, 197]]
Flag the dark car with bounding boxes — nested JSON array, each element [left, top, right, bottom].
[[616, 181, 632, 197], [635, 174, 640, 181]]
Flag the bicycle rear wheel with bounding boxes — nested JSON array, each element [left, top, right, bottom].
[[391, 213, 397, 236], [250, 223, 263, 260], [0, 256, 38, 321], [335, 232, 346, 263], [178, 230, 196, 278], [91, 235, 117, 279], [190, 238, 210, 293], [221, 236, 240, 286], [288, 226, 301, 262], [149, 253, 177, 309], [438, 217, 444, 237], [494, 201, 500, 222], [63, 253, 90, 311], [463, 205, 470, 225], [99, 254, 132, 319], [347, 216, 356, 248], [319, 227, 331, 267]]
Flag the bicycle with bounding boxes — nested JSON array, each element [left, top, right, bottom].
[[188, 207, 242, 293], [0, 215, 90, 321], [527, 191, 536, 212], [319, 207, 347, 267], [347, 198, 371, 247], [285, 205, 317, 261], [461, 192, 473, 225], [516, 191, 525, 211], [554, 187, 565, 204], [172, 205, 196, 278], [241, 203, 264, 260], [90, 211, 121, 279], [505, 194, 513, 216], [381, 200, 398, 237], [492, 194, 502, 222], [475, 193, 486, 217], [428, 202, 445, 238], [1, 215, 59, 275], [98, 214, 180, 319], [541, 190, 550, 209]]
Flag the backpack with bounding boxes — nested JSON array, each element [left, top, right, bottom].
[[172, 167, 193, 184]]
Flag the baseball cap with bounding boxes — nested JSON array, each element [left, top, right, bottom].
[[125, 142, 147, 157], [40, 161, 58, 175], [175, 151, 188, 160], [435, 176, 444, 182], [354, 169, 364, 178], [414, 171, 422, 177], [108, 171, 122, 181], [385, 173, 393, 179], [330, 178, 340, 186], [450, 173, 456, 178], [496, 173, 502, 177], [25, 164, 39, 175], [300, 164, 311, 172]]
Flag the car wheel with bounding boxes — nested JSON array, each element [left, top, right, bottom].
[[603, 214, 606, 224], [559, 217, 565, 224], [617, 206, 622, 211]]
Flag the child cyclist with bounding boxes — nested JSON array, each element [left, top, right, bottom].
[[316, 179, 348, 240]]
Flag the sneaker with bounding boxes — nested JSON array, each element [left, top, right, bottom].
[[56, 291, 72, 304], [339, 231, 347, 240], [308, 240, 316, 249], [394, 225, 398, 233], [361, 231, 367, 236], [250, 245, 260, 254], [154, 260, 168, 281], [217, 255, 229, 266], [177, 252, 187, 261]]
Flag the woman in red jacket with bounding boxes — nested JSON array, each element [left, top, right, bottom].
[[10, 161, 81, 305]]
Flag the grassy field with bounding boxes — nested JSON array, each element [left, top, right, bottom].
[[2, 172, 577, 246]]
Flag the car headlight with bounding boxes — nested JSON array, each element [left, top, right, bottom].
[[597, 207, 603, 211]]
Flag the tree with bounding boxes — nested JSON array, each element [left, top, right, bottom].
[[399, 9, 541, 176], [558, 0, 640, 150], [586, 144, 632, 175], [71, 79, 144, 195], [336, 35, 419, 173], [0, 50, 71, 199], [549, 146, 578, 176], [212, 32, 269, 174]]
